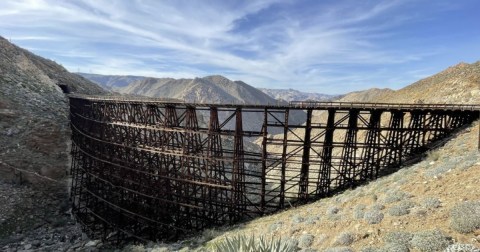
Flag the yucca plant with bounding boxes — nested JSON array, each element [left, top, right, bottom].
[[212, 233, 298, 252]]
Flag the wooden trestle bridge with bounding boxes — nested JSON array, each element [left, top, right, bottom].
[[69, 95, 480, 242]]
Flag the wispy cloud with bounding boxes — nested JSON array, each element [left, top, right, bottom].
[[1, 0, 479, 93]]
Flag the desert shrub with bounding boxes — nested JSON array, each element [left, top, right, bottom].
[[400, 200, 416, 208], [388, 201, 415, 216], [315, 234, 328, 245], [422, 197, 441, 209], [325, 247, 354, 252], [199, 229, 223, 243], [292, 215, 305, 224], [326, 206, 340, 215], [327, 214, 343, 221], [388, 205, 409, 216], [414, 209, 428, 218], [383, 231, 413, 245], [151, 246, 172, 252], [396, 177, 410, 185], [333, 232, 355, 246], [360, 247, 380, 252], [305, 215, 320, 225], [298, 234, 314, 248], [384, 190, 410, 204], [353, 204, 366, 219], [427, 150, 440, 162], [299, 249, 318, 252], [444, 243, 480, 252], [364, 210, 384, 224], [381, 243, 410, 252], [371, 203, 385, 210], [424, 163, 453, 178], [423, 154, 477, 178], [424, 161, 459, 178], [288, 226, 302, 236], [212, 234, 298, 252], [269, 222, 283, 232], [450, 201, 480, 233], [410, 229, 452, 252]]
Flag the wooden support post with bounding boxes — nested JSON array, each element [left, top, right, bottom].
[[298, 108, 312, 201], [317, 108, 335, 196], [279, 108, 289, 209], [261, 108, 267, 213]]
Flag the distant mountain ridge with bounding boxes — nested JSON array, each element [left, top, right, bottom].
[[259, 88, 342, 102], [119, 75, 279, 105], [76, 72, 146, 90], [117, 75, 306, 132], [77, 73, 344, 103]]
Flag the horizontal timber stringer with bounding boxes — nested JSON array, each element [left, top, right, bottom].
[[68, 95, 480, 243]]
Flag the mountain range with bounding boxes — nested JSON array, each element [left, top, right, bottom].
[[76, 72, 145, 90], [118, 75, 278, 105], [78, 73, 341, 103], [114, 75, 305, 132], [259, 88, 342, 102]]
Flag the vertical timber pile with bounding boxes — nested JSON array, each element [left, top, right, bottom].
[[69, 96, 479, 243], [298, 109, 312, 201], [231, 108, 246, 222], [359, 110, 383, 180]]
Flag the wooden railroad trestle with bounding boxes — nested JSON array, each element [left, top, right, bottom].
[[69, 95, 480, 243]]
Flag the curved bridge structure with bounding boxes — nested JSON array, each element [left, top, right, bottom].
[[69, 95, 479, 242]]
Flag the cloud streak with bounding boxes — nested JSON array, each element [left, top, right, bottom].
[[1, 0, 479, 93]]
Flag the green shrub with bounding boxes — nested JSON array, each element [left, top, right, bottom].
[[450, 201, 480, 233], [212, 234, 299, 252], [410, 229, 452, 252]]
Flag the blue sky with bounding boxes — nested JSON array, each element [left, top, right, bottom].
[[1, 0, 479, 94]]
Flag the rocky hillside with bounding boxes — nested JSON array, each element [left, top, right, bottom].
[[260, 88, 342, 102], [339, 62, 480, 104], [119, 62, 480, 251], [172, 122, 478, 252], [0, 36, 105, 185], [76, 72, 145, 90], [337, 88, 395, 103], [0, 36, 106, 248]]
